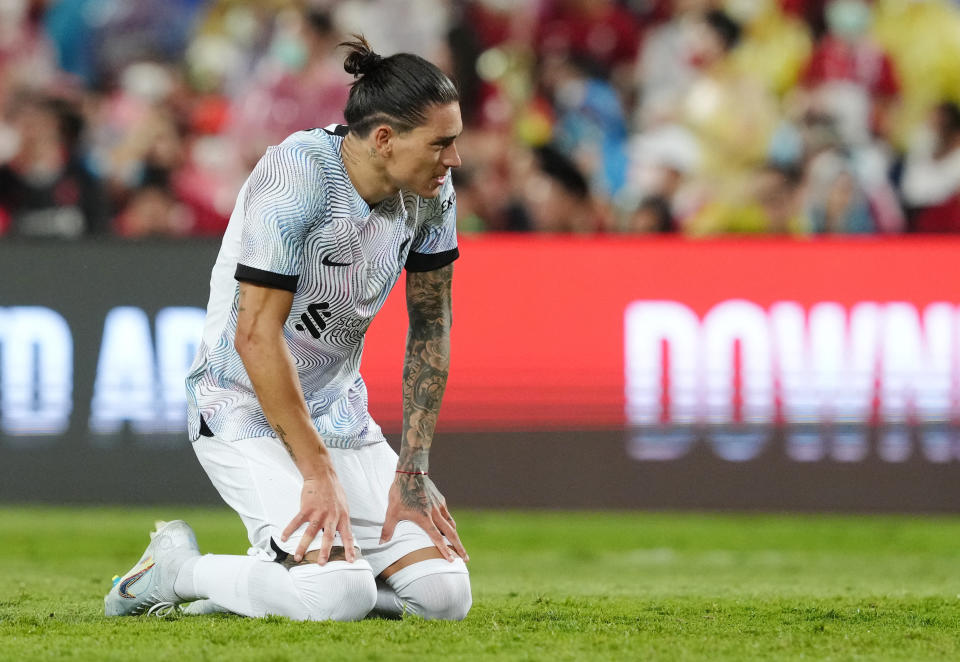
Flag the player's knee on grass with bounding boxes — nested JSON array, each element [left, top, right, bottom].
[[289, 561, 377, 621], [385, 558, 472, 621], [400, 572, 472, 621]]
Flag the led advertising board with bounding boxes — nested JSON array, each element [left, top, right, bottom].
[[2, 237, 959, 509]]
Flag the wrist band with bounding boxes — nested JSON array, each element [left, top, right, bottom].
[[395, 469, 429, 476]]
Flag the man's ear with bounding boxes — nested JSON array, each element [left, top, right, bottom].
[[371, 125, 394, 156]]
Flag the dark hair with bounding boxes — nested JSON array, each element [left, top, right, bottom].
[[636, 196, 674, 233], [340, 34, 458, 137], [761, 161, 803, 187], [937, 101, 960, 135], [306, 9, 334, 36], [536, 146, 589, 200], [28, 95, 84, 151], [704, 10, 742, 52]]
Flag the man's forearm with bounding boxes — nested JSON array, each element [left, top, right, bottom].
[[238, 333, 332, 479], [399, 265, 453, 472]]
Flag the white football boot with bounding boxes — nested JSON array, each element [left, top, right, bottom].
[[104, 520, 200, 617]]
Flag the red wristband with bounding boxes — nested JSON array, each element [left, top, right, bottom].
[[395, 469, 429, 476]]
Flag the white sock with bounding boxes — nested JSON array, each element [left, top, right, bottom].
[[177, 554, 376, 621], [181, 554, 308, 619], [174, 555, 200, 601], [378, 558, 471, 620], [374, 581, 404, 616], [181, 599, 229, 616], [289, 561, 378, 621]]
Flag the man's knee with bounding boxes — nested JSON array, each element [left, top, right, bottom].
[[403, 572, 472, 621], [389, 558, 472, 621], [289, 561, 377, 621]]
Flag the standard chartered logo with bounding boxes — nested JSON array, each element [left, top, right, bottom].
[[625, 300, 960, 463]]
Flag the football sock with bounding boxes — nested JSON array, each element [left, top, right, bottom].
[[179, 554, 376, 621], [376, 558, 471, 620], [288, 561, 377, 621], [180, 599, 229, 615], [374, 581, 401, 616], [173, 554, 200, 601], [186, 554, 303, 619]]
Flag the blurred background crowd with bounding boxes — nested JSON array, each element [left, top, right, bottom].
[[1, 0, 960, 239]]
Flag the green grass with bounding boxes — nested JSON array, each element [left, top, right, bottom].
[[2, 508, 960, 660]]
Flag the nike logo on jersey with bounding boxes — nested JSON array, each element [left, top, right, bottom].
[[118, 557, 156, 598], [322, 256, 352, 267]]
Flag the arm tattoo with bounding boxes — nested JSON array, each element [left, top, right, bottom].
[[274, 423, 296, 461], [396, 473, 431, 511], [399, 264, 452, 477]]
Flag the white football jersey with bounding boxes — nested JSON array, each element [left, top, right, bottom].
[[185, 125, 458, 448]]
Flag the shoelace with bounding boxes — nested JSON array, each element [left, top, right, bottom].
[[146, 601, 178, 618]]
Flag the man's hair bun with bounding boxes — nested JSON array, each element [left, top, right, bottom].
[[341, 34, 383, 77], [338, 34, 459, 138]]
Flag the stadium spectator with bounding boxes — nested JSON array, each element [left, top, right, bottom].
[[901, 101, 960, 233], [633, 0, 712, 130], [786, 0, 906, 233], [770, 109, 880, 234], [872, 0, 960, 148], [539, 53, 629, 198], [534, 0, 641, 80], [332, 0, 451, 61], [0, 0, 959, 237], [227, 9, 351, 165], [633, 8, 781, 234], [622, 124, 701, 232], [521, 145, 597, 233], [726, 0, 812, 98], [0, 0, 58, 104], [799, 0, 900, 145], [675, 10, 778, 182], [685, 162, 809, 235], [805, 151, 875, 234], [0, 93, 107, 237], [623, 194, 675, 233]]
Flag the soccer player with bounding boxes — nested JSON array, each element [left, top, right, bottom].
[[104, 35, 471, 621]]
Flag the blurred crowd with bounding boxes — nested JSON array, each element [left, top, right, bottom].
[[1, 0, 960, 239]]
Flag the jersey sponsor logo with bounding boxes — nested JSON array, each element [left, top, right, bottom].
[[118, 557, 156, 598], [437, 192, 455, 216], [321, 255, 352, 267], [421, 191, 456, 222], [294, 303, 332, 338]]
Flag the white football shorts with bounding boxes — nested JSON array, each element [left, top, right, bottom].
[[192, 433, 440, 576]]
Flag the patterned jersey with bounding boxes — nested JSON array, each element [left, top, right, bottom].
[[185, 125, 458, 448]]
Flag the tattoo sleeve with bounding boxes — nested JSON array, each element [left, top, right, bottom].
[[398, 263, 453, 474]]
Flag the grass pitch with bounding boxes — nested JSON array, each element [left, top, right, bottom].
[[2, 507, 960, 661]]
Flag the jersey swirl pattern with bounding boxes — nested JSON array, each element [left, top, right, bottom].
[[185, 126, 458, 448]]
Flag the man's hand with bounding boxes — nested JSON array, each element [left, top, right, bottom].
[[380, 472, 468, 562], [281, 471, 357, 564], [235, 282, 357, 566]]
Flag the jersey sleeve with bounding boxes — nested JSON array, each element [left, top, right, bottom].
[[406, 173, 459, 272], [235, 145, 324, 292]]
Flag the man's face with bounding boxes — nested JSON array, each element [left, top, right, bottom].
[[753, 169, 796, 230], [385, 102, 463, 198]]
